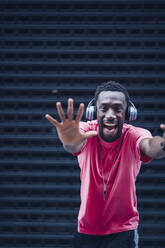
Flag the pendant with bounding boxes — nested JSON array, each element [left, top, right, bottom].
[[104, 183, 106, 200]]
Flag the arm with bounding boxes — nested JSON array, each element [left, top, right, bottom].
[[139, 124, 165, 159], [45, 98, 97, 154]]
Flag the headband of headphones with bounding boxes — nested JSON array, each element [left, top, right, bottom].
[[86, 98, 138, 121]]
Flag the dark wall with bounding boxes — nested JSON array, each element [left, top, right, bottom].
[[0, 0, 165, 247]]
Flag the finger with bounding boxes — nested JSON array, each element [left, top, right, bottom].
[[56, 102, 66, 122], [67, 98, 73, 121], [45, 114, 60, 127], [75, 103, 84, 123]]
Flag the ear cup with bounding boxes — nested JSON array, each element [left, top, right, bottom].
[[86, 105, 95, 121], [86, 98, 96, 121], [127, 101, 138, 121]]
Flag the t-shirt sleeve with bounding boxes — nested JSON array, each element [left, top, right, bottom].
[[129, 126, 153, 163]]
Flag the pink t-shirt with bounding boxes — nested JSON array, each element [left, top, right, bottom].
[[74, 120, 152, 235]]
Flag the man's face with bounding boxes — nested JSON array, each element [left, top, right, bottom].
[[97, 91, 127, 142]]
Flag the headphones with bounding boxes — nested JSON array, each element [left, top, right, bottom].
[[86, 98, 138, 122]]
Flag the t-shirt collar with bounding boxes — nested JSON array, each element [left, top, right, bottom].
[[97, 134, 122, 149], [96, 124, 124, 149]]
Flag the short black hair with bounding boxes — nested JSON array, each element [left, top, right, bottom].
[[94, 80, 130, 106]]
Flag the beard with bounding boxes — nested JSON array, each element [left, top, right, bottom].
[[98, 119, 123, 142]]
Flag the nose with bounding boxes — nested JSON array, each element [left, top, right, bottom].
[[105, 108, 116, 120]]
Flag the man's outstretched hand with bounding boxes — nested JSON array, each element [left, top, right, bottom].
[[45, 98, 97, 150]]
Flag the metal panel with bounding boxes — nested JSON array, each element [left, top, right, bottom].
[[0, 0, 165, 247]]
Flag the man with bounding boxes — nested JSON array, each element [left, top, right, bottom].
[[45, 81, 165, 248]]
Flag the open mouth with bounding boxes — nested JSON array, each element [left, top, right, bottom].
[[103, 123, 117, 130]]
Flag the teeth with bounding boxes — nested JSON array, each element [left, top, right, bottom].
[[104, 123, 116, 127]]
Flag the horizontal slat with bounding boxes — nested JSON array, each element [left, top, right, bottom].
[[0, 221, 76, 228], [0, 233, 73, 240], [0, 85, 164, 91], [0, 171, 79, 177], [1, 36, 165, 41], [0, 196, 80, 203], [0, 72, 165, 79], [1, 23, 165, 28], [0, 208, 78, 215], [1, 0, 165, 4], [1, 10, 165, 17], [0, 48, 165, 53], [1, 62, 165, 66]]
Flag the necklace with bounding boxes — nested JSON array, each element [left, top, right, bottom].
[[97, 136, 123, 200]]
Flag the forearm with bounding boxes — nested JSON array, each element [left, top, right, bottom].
[[142, 136, 165, 159]]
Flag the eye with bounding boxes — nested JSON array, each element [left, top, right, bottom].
[[99, 105, 107, 112], [115, 106, 122, 113]]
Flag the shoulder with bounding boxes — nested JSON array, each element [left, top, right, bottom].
[[122, 124, 153, 163], [123, 123, 152, 138]]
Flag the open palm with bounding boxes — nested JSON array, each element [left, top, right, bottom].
[[45, 98, 97, 147]]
